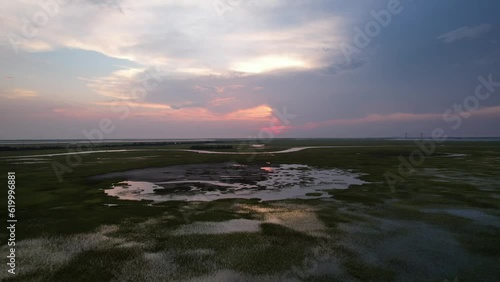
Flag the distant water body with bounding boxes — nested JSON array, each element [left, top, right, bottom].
[[1, 137, 500, 145], [390, 137, 500, 142], [0, 139, 216, 145]]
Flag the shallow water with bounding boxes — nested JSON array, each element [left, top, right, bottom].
[[172, 219, 262, 235], [101, 163, 367, 202], [176, 146, 337, 155]]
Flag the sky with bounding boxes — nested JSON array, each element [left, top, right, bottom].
[[1, 0, 500, 139]]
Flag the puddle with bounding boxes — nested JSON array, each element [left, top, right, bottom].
[[172, 204, 327, 237], [440, 153, 469, 158], [236, 204, 327, 237], [172, 219, 262, 235], [97, 163, 367, 202]]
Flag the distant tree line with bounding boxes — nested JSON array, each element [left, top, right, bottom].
[[0, 140, 235, 151], [189, 145, 234, 150]]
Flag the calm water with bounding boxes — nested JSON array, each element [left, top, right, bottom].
[[102, 163, 368, 202]]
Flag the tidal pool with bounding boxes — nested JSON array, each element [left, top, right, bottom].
[[97, 163, 367, 202]]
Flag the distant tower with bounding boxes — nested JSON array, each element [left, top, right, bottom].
[[405, 132, 408, 140], [420, 132, 423, 139]]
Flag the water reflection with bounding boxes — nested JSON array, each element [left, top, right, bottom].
[[102, 163, 367, 202]]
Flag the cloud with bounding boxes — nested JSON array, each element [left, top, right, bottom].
[[231, 55, 310, 74], [194, 84, 245, 95], [94, 100, 273, 122], [84, 67, 257, 114], [170, 101, 205, 110], [0, 88, 38, 99], [85, 0, 123, 13], [82, 67, 157, 99], [437, 24, 492, 43], [321, 58, 366, 75], [94, 101, 171, 110], [289, 106, 500, 131], [225, 105, 272, 120], [0, 0, 346, 76], [208, 97, 235, 106]]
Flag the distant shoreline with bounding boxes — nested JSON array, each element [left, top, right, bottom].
[[1, 137, 500, 145]]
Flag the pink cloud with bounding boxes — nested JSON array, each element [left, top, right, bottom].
[[260, 116, 290, 135], [209, 97, 235, 106], [94, 101, 272, 122]]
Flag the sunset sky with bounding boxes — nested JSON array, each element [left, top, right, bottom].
[[1, 0, 500, 139]]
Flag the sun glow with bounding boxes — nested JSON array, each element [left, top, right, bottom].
[[231, 56, 309, 74]]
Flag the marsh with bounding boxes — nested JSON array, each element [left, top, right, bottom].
[[1, 139, 499, 281]]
